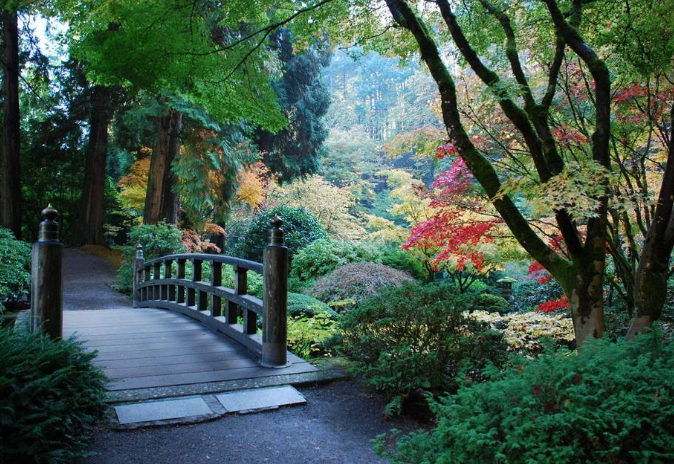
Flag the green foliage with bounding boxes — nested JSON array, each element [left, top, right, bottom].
[[231, 206, 327, 262], [472, 293, 511, 314], [287, 292, 338, 319], [257, 30, 331, 180], [378, 246, 426, 280], [512, 278, 565, 312], [291, 239, 379, 283], [0, 327, 108, 464], [337, 282, 506, 414], [308, 262, 414, 311], [0, 228, 31, 311], [287, 313, 338, 359], [57, 0, 286, 131], [471, 310, 576, 353], [116, 222, 185, 293], [376, 334, 674, 464]]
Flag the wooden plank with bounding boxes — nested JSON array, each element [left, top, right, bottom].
[[105, 357, 259, 379], [65, 325, 204, 342], [137, 301, 263, 356], [63, 319, 195, 330], [85, 338, 241, 355], [109, 362, 318, 390], [92, 344, 244, 362], [93, 350, 252, 369], [78, 331, 223, 347], [64, 324, 206, 337]]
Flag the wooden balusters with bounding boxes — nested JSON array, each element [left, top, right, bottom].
[[153, 262, 161, 300], [188, 259, 198, 307], [211, 261, 222, 316], [165, 259, 175, 301], [143, 265, 151, 302], [236, 266, 256, 334], [177, 259, 186, 304]]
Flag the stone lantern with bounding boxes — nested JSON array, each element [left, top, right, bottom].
[[497, 277, 517, 300]]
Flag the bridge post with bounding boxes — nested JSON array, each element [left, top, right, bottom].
[[31, 205, 63, 339], [261, 215, 289, 367], [132, 244, 144, 308]]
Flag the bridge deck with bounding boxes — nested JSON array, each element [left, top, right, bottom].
[[63, 308, 316, 391]]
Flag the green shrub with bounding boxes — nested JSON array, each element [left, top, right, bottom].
[[287, 292, 338, 319], [512, 277, 565, 312], [472, 293, 511, 314], [0, 327, 108, 463], [308, 262, 414, 311], [376, 333, 674, 464], [291, 239, 380, 283], [287, 313, 338, 359], [116, 222, 185, 293], [337, 282, 506, 414], [378, 246, 426, 280], [231, 205, 327, 262], [0, 227, 31, 312]]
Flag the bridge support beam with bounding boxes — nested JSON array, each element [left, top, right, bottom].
[[261, 215, 289, 368], [31, 205, 63, 339]]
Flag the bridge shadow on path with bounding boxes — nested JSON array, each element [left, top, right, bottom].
[[61, 248, 316, 395]]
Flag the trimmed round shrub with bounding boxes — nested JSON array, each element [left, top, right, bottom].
[[291, 239, 380, 283], [376, 333, 674, 464], [337, 281, 506, 415], [231, 205, 327, 262], [0, 327, 108, 463], [287, 292, 338, 319], [472, 293, 511, 314], [308, 262, 414, 309], [0, 227, 31, 312], [116, 222, 185, 294]]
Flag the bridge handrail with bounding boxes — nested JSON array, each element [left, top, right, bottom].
[[132, 215, 289, 368], [141, 253, 263, 274]]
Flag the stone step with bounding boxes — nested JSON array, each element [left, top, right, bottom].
[[112, 385, 307, 428]]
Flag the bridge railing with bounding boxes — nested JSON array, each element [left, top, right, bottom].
[[133, 216, 289, 367]]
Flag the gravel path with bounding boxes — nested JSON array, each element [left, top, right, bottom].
[[63, 248, 131, 310], [78, 380, 421, 464]]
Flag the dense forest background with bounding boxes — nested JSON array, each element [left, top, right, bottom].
[[1, 0, 673, 345]]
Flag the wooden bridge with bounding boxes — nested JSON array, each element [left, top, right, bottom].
[[32, 208, 317, 397]]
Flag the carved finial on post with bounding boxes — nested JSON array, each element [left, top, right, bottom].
[[261, 215, 289, 367], [268, 214, 284, 245], [133, 244, 145, 308], [31, 205, 63, 339], [38, 204, 60, 242]]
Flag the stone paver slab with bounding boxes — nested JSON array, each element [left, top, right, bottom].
[[115, 397, 213, 425], [215, 385, 306, 413]]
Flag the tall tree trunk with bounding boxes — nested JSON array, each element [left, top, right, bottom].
[[159, 110, 182, 225], [628, 103, 674, 338], [144, 107, 182, 225], [1, 10, 21, 239], [74, 85, 114, 246], [561, 262, 606, 347]]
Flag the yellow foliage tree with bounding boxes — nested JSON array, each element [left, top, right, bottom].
[[267, 175, 365, 240]]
